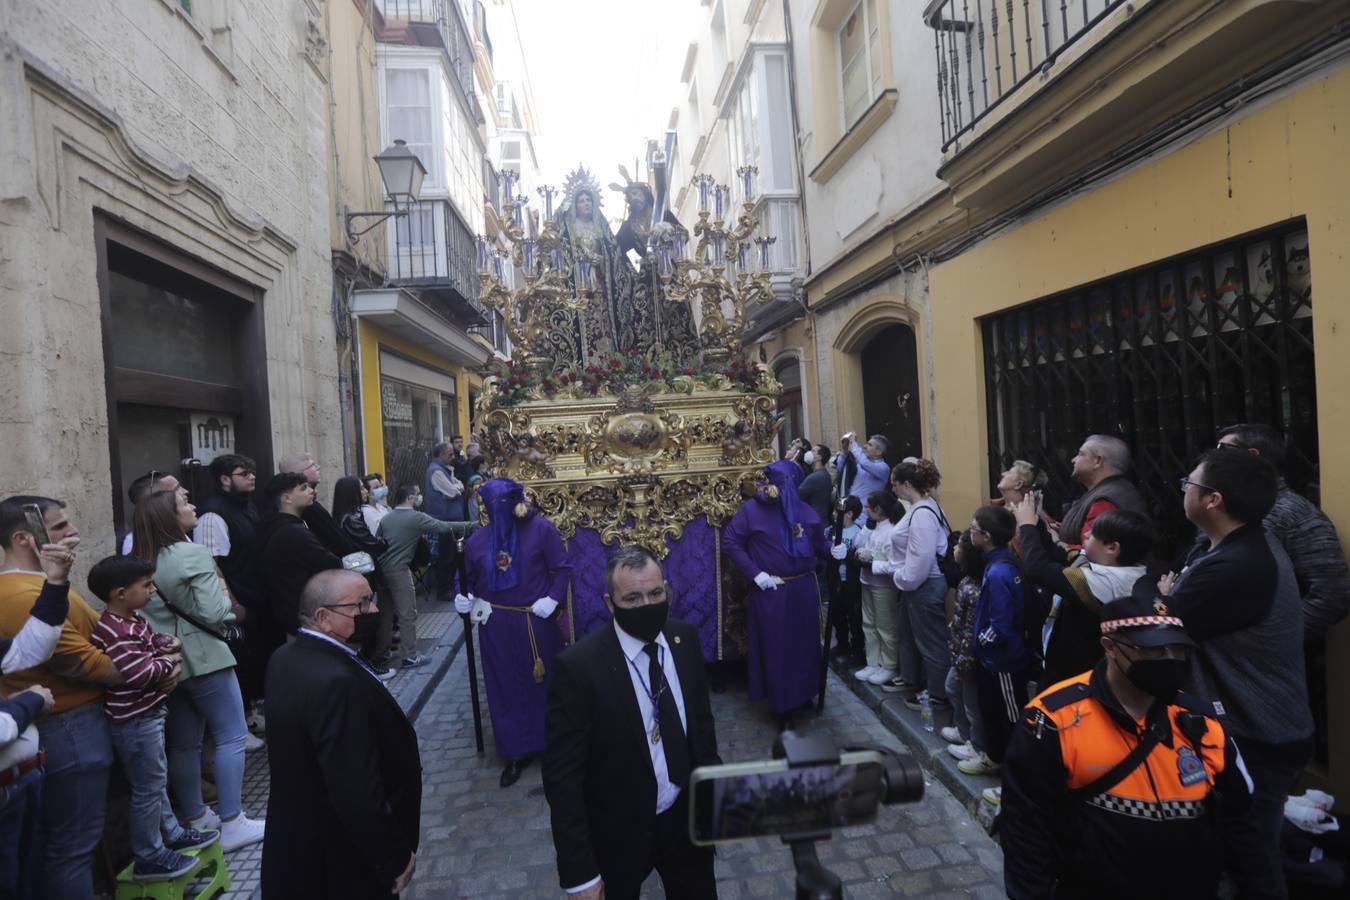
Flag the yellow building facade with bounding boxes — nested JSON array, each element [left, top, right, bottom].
[[928, 62, 1350, 793]]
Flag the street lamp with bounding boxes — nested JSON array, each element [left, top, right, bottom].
[[344, 139, 428, 242]]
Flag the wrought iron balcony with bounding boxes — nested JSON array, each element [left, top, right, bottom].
[[926, 0, 1129, 152], [386, 198, 488, 327]]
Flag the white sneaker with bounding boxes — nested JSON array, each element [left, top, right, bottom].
[[947, 741, 979, 761], [981, 786, 1003, 805], [243, 732, 264, 753], [939, 726, 965, 745], [865, 668, 896, 686], [220, 813, 266, 852], [188, 808, 221, 831], [245, 706, 265, 734], [958, 752, 1000, 776], [852, 666, 878, 682]]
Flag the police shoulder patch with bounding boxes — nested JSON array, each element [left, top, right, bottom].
[[1039, 681, 1091, 712], [1172, 691, 1222, 717]]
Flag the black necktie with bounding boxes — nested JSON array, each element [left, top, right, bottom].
[[644, 643, 690, 787]]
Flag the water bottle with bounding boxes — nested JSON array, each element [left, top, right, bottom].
[[920, 692, 935, 733]]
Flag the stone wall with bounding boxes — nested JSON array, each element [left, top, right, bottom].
[[0, 0, 339, 569]]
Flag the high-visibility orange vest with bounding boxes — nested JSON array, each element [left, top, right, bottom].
[[1027, 670, 1227, 817]]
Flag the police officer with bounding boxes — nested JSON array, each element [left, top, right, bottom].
[[1000, 596, 1251, 899]]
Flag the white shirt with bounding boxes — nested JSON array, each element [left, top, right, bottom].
[[566, 623, 689, 895], [361, 503, 390, 537], [193, 512, 231, 557]]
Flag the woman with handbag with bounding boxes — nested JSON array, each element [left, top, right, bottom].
[[132, 490, 266, 852], [332, 476, 394, 677]]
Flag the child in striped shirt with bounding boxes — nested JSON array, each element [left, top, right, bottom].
[[88, 556, 219, 882]]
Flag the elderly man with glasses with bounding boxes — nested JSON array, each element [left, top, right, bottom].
[[1000, 595, 1252, 899], [261, 569, 421, 900]]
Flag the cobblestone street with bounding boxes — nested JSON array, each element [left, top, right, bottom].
[[408, 644, 1004, 899]]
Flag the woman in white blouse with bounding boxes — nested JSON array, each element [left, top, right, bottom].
[[886, 459, 953, 710]]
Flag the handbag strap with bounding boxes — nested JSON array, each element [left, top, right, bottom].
[[160, 598, 230, 645]]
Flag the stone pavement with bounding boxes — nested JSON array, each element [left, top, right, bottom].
[[408, 654, 1004, 899]]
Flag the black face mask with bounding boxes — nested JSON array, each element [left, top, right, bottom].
[[329, 610, 380, 648], [612, 600, 669, 644], [1125, 657, 1187, 700]]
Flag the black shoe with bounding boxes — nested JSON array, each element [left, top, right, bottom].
[[499, 757, 530, 788], [829, 646, 853, 664]]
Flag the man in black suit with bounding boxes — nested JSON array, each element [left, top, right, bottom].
[[544, 546, 721, 899], [261, 570, 422, 899]]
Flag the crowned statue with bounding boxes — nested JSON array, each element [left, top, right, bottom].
[[544, 167, 635, 369]]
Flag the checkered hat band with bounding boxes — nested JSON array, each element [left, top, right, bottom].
[[1101, 615, 1186, 634]]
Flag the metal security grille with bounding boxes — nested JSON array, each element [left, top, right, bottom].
[[981, 221, 1318, 553]]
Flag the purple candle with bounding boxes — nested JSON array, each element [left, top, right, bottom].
[[502, 171, 514, 203], [714, 185, 726, 218], [522, 239, 538, 275], [697, 177, 711, 213], [739, 166, 756, 203], [476, 235, 490, 273]]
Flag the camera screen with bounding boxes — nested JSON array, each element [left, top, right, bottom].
[[690, 758, 885, 844]]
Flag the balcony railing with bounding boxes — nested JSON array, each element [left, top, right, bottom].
[[926, 0, 1129, 152], [379, 0, 476, 110], [756, 196, 802, 275], [387, 199, 487, 326]]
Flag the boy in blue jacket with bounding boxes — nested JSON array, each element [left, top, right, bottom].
[[966, 505, 1034, 776]]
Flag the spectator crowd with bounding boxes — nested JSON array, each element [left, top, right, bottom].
[[0, 416, 1344, 899], [0, 434, 488, 897], [784, 423, 1347, 898]]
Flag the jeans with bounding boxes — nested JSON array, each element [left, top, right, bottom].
[[945, 666, 985, 752], [859, 583, 899, 671], [893, 591, 923, 685], [34, 702, 111, 900], [166, 668, 248, 821], [903, 575, 952, 702], [0, 765, 43, 899], [110, 706, 185, 862], [1221, 751, 1306, 899]]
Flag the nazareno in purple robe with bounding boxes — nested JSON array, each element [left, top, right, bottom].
[[721, 464, 830, 714], [465, 507, 572, 759]]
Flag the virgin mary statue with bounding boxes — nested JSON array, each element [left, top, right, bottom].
[[544, 166, 635, 369]]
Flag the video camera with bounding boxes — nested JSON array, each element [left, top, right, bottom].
[[688, 730, 925, 899]]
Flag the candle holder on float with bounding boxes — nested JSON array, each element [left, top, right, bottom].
[[652, 166, 777, 367], [476, 172, 598, 377]]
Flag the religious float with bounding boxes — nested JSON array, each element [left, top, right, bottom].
[[474, 158, 785, 662]]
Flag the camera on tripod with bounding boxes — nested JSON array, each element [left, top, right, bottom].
[[687, 730, 926, 899]]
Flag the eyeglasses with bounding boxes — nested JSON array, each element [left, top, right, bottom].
[[323, 598, 375, 614], [230, 469, 255, 478], [1178, 477, 1217, 494], [968, 524, 990, 536]]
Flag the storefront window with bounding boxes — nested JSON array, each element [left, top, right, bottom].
[[380, 376, 458, 491]]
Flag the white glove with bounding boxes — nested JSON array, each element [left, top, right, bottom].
[[855, 548, 874, 564], [829, 544, 848, 560], [753, 572, 779, 591], [871, 559, 893, 576], [454, 593, 473, 615], [531, 597, 559, 618], [470, 597, 493, 625]]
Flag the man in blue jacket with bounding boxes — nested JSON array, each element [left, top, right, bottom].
[[966, 505, 1034, 776]]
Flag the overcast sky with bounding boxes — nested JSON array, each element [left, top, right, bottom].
[[513, 0, 699, 218]]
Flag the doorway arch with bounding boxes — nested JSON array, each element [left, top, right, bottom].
[[831, 297, 925, 466]]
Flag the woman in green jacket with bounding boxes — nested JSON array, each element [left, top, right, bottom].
[[133, 490, 265, 852]]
